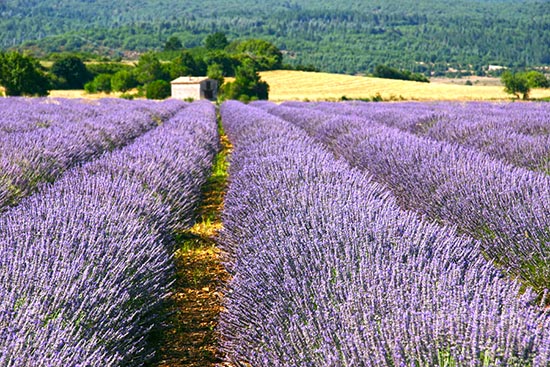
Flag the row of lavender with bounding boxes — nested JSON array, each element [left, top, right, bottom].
[[259, 102, 550, 292], [218, 101, 550, 366], [0, 98, 185, 209], [0, 101, 218, 365], [277, 101, 550, 174], [0, 98, 102, 135]]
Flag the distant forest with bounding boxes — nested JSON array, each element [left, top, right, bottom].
[[1, 0, 550, 74]]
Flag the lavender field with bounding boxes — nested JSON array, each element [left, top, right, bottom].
[[0, 98, 186, 209], [0, 99, 218, 365], [256, 101, 550, 291], [2, 97, 550, 366], [274, 101, 550, 174], [219, 101, 550, 366]]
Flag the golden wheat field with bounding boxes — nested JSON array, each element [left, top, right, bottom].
[[7, 70, 550, 102], [48, 89, 129, 99], [0, 87, 119, 99], [258, 70, 550, 102]]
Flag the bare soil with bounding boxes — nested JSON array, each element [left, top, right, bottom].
[[154, 127, 232, 366]]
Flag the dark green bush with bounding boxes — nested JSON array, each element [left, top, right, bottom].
[[84, 73, 112, 93], [145, 80, 171, 99]]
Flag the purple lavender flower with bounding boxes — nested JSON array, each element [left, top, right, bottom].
[[0, 101, 218, 365], [218, 101, 550, 367], [266, 102, 550, 292], [0, 98, 185, 209]]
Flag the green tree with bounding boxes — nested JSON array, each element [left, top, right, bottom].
[[373, 64, 429, 83], [204, 50, 239, 76], [84, 73, 112, 93], [134, 52, 167, 85], [207, 63, 224, 87], [111, 70, 137, 92], [231, 39, 283, 70], [501, 71, 530, 99], [50, 54, 91, 89], [0, 51, 50, 96], [146, 80, 171, 99], [524, 70, 549, 88], [164, 36, 182, 52], [168, 50, 198, 79], [373, 64, 404, 79], [87, 62, 131, 77], [205, 32, 229, 51], [221, 60, 268, 101]]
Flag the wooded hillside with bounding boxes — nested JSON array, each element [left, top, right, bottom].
[[1, 0, 549, 74]]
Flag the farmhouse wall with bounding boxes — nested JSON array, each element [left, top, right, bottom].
[[171, 83, 201, 100], [170, 77, 217, 100]]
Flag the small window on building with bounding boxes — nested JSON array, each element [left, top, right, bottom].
[[206, 81, 211, 90]]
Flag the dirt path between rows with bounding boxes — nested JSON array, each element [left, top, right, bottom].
[[155, 122, 231, 366]]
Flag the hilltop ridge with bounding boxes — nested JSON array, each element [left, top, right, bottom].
[[2, 0, 549, 74]]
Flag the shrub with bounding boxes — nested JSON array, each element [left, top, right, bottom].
[[111, 70, 137, 92], [50, 54, 91, 89], [146, 80, 171, 99], [84, 73, 112, 93], [373, 64, 429, 83], [525, 70, 549, 88], [0, 51, 50, 96]]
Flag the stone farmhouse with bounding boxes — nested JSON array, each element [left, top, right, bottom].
[[170, 76, 218, 100]]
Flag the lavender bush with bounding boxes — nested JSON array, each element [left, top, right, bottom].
[[279, 101, 550, 173], [0, 98, 100, 135], [266, 103, 550, 292], [0, 101, 218, 365], [0, 98, 185, 209], [218, 101, 550, 367]]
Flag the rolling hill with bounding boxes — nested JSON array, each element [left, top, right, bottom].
[[1, 0, 550, 74]]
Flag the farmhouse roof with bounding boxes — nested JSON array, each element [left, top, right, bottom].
[[170, 76, 210, 84]]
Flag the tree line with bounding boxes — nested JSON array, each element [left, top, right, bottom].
[[2, 0, 550, 75], [0, 33, 279, 101], [2, 31, 549, 101]]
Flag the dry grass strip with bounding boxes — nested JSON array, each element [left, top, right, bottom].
[[154, 119, 231, 367]]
